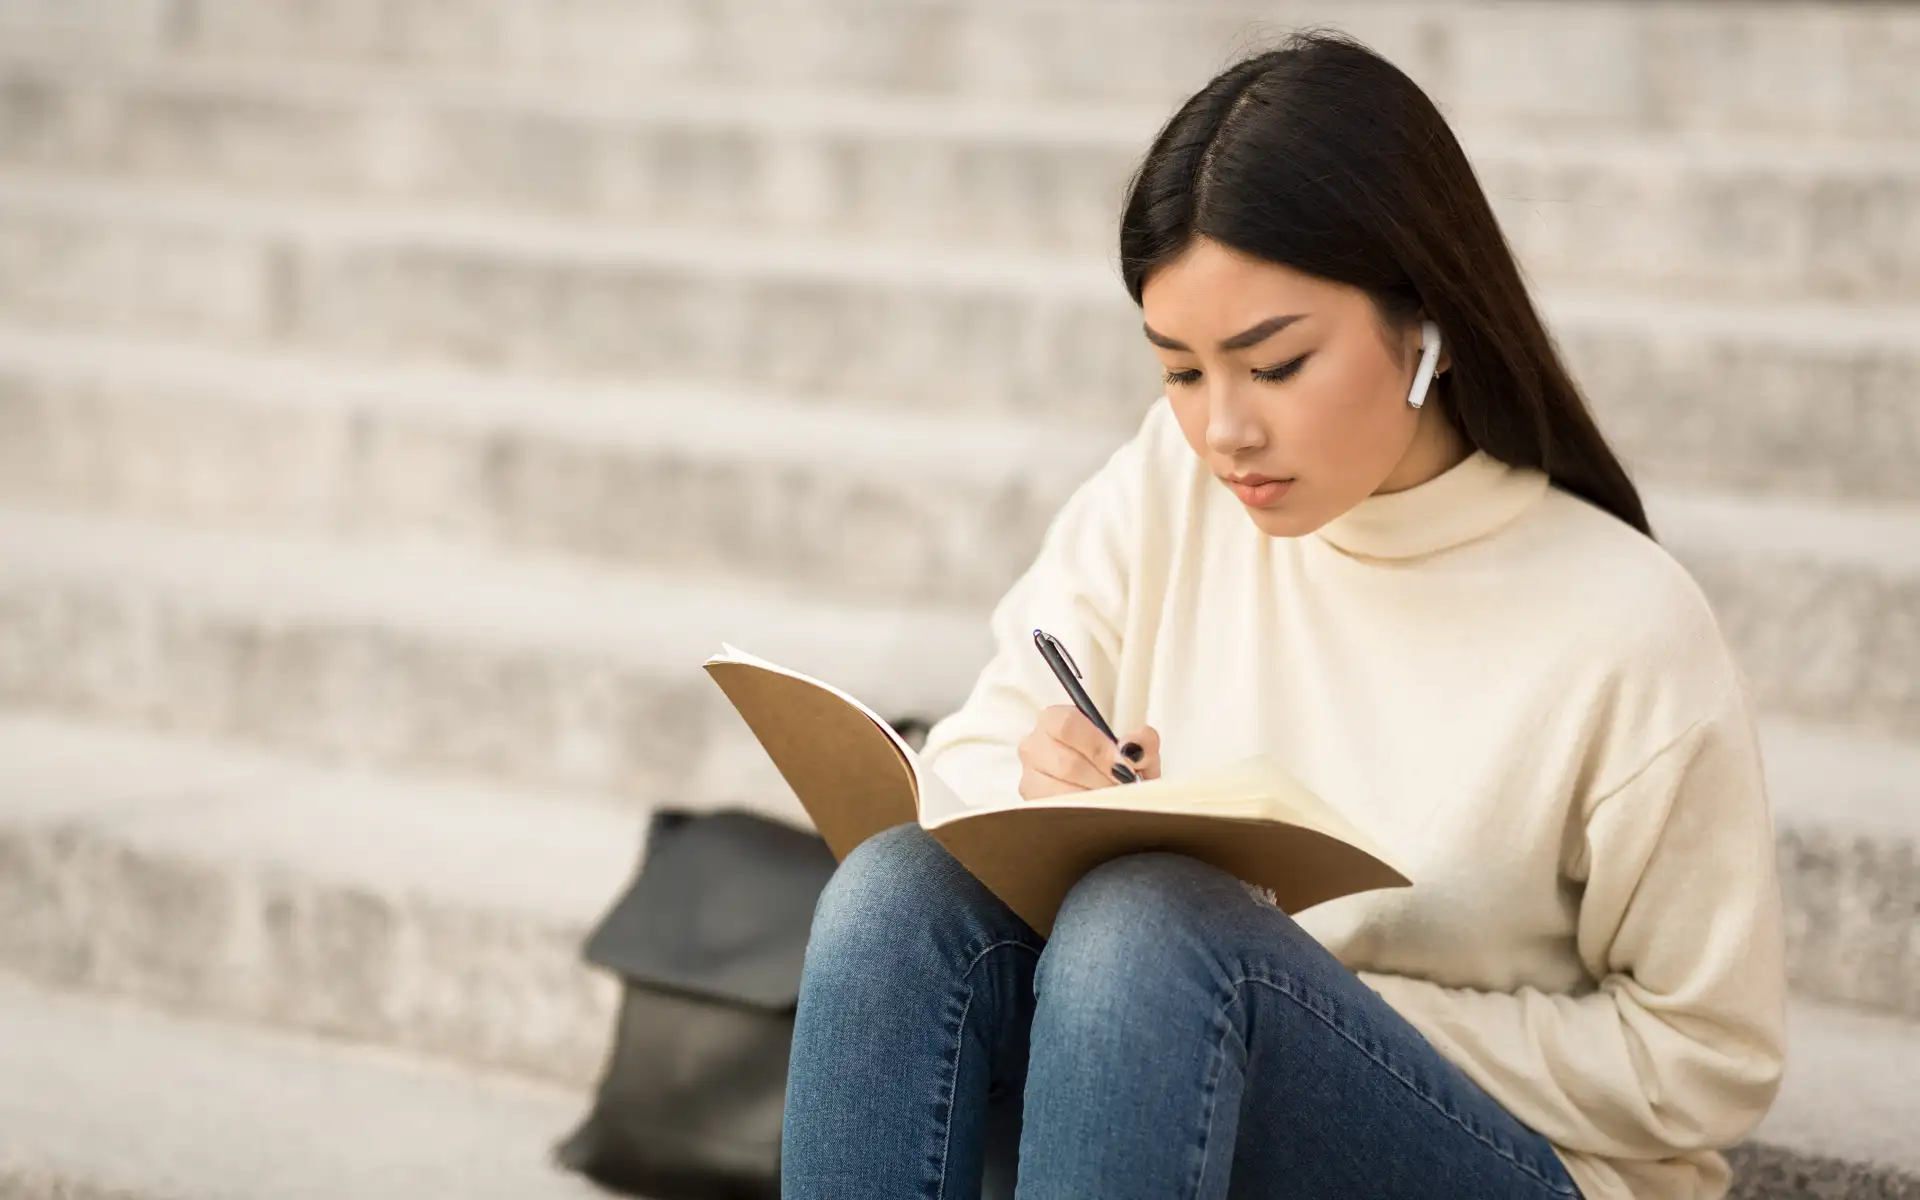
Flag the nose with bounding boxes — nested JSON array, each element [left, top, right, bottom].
[[1205, 381, 1266, 458]]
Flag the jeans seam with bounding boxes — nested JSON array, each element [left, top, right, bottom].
[[1187, 1000, 1235, 1200], [934, 984, 972, 1200], [934, 937, 1039, 1200], [1228, 971, 1580, 1197]]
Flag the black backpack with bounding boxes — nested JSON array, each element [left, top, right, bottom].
[[553, 716, 932, 1198]]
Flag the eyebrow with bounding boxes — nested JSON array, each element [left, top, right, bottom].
[[1142, 313, 1307, 353]]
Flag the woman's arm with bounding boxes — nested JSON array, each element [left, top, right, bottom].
[[1357, 685, 1788, 1160], [918, 422, 1151, 808]]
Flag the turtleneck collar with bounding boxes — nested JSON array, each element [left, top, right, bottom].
[[1313, 448, 1551, 561]]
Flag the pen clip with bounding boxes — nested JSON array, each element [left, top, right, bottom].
[[1037, 629, 1082, 680]]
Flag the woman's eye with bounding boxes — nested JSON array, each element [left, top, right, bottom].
[[1162, 355, 1309, 389], [1253, 354, 1309, 383]]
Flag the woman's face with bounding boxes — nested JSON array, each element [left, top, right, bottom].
[[1140, 236, 1457, 539]]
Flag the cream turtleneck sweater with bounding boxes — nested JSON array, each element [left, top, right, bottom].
[[918, 398, 1787, 1200]]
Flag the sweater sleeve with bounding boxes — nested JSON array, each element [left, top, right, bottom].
[[916, 426, 1147, 809], [1355, 685, 1788, 1160]]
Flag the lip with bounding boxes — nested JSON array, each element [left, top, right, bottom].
[[1225, 475, 1295, 507]]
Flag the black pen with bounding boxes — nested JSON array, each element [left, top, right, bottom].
[[1032, 628, 1135, 783]]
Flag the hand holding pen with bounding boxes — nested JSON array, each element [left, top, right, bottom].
[[1017, 628, 1162, 801]]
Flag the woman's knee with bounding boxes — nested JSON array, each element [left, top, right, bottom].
[[1056, 850, 1254, 938], [1039, 851, 1249, 1005], [805, 821, 1008, 973], [810, 822, 945, 939], [1044, 852, 1297, 998]]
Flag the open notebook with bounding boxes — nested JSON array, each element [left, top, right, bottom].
[[704, 643, 1412, 936]]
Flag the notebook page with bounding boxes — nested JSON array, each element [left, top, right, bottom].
[[980, 755, 1409, 879]]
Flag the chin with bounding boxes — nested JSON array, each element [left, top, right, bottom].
[[1242, 506, 1314, 539]]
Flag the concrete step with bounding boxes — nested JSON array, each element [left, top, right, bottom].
[[0, 716, 629, 1086], [0, 343, 1917, 739], [0, 697, 1913, 1082], [0, 718, 1913, 1198], [0, 0, 1914, 138], [1764, 717, 1920, 1020], [0, 327, 1097, 610], [0, 324, 1917, 731], [1738, 999, 1920, 1196], [1644, 486, 1920, 742], [0, 49, 1915, 303], [0, 715, 794, 1086], [0, 976, 607, 1200], [0, 49, 1165, 262], [0, 505, 993, 800], [0, 175, 1914, 505], [1727, 1145, 1920, 1200], [0, 991, 1908, 1200], [0, 169, 1157, 429]]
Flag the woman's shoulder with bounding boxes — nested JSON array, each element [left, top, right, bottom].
[[1536, 485, 1714, 617], [1525, 483, 1749, 714]]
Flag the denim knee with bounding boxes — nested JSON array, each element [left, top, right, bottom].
[[808, 822, 947, 949], [1038, 851, 1245, 1011], [808, 820, 1020, 985]]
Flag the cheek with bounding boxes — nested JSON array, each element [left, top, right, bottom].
[[1274, 358, 1386, 451], [1309, 347, 1411, 430]]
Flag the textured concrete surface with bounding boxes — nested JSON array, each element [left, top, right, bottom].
[[0, 715, 817, 1084], [1646, 488, 1920, 742], [0, 976, 607, 1200], [1728, 1144, 1920, 1200], [0, 47, 1914, 303], [0, 173, 1914, 495], [1, 479, 1915, 765], [0, 716, 634, 1085], [1752, 999, 1920, 1178], [0, 328, 1914, 727], [1762, 718, 1920, 1020], [0, 327, 1099, 608], [0, 942, 1913, 1200], [0, 506, 991, 796], [0, 711, 1911, 1081], [1, 0, 1915, 137]]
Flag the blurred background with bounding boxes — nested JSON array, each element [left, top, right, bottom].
[[0, 0, 1914, 1196]]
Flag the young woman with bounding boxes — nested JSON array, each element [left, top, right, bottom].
[[780, 30, 1786, 1200]]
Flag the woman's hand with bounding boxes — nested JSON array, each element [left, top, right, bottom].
[[1017, 706, 1162, 800]]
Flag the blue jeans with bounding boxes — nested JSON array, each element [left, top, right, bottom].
[[781, 821, 1584, 1200]]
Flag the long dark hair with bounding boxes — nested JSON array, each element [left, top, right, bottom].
[[1118, 29, 1652, 538]]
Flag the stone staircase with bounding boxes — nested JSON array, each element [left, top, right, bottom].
[[0, 1, 1914, 1196]]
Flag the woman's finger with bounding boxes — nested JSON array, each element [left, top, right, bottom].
[[1018, 722, 1110, 796], [1038, 705, 1125, 778], [1036, 732, 1116, 791], [1116, 725, 1161, 781]]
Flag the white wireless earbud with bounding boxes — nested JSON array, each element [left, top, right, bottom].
[[1407, 319, 1442, 409]]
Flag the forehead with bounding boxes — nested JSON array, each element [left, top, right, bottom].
[[1140, 239, 1355, 332]]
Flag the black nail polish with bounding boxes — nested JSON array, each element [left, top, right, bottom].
[[1121, 742, 1144, 763], [1111, 763, 1138, 784]]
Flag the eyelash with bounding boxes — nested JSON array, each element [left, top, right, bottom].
[[1162, 355, 1309, 389]]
